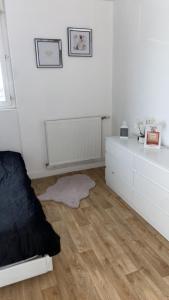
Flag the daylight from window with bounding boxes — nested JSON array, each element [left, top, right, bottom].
[[0, 63, 5, 102]]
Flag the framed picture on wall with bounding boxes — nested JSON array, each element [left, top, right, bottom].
[[34, 38, 63, 68], [144, 124, 161, 149], [67, 27, 92, 57]]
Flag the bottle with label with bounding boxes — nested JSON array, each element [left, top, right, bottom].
[[120, 121, 128, 139]]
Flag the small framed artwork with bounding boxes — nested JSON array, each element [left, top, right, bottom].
[[144, 124, 161, 149], [67, 27, 92, 57], [34, 38, 63, 68]]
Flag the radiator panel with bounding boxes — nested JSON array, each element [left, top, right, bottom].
[[45, 117, 102, 167]]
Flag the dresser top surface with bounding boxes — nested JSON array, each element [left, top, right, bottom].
[[106, 136, 169, 172]]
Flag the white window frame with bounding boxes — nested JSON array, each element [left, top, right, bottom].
[[0, 6, 15, 109]]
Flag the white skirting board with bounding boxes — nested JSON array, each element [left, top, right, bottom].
[[29, 159, 105, 179], [0, 255, 53, 288]]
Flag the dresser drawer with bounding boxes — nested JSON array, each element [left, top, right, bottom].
[[105, 166, 134, 207], [106, 141, 133, 166], [105, 152, 133, 186], [134, 156, 169, 192], [134, 190, 169, 241], [134, 173, 169, 215]]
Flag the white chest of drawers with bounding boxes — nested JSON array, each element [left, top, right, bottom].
[[105, 136, 169, 241]]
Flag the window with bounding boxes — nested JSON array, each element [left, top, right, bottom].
[[0, 1, 15, 109]]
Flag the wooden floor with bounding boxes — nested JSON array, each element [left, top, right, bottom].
[[1, 168, 169, 299]]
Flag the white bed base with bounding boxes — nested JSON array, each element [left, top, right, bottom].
[[0, 255, 53, 288]]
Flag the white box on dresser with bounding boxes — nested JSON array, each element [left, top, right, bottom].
[[105, 136, 169, 241]]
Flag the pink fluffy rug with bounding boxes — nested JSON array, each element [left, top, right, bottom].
[[39, 174, 96, 208]]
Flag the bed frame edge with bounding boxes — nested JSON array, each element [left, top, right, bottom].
[[0, 255, 53, 288]]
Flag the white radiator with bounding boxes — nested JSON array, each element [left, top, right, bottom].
[[45, 116, 103, 168]]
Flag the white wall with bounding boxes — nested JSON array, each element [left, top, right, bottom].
[[2, 0, 113, 178], [113, 0, 169, 145], [0, 110, 21, 152]]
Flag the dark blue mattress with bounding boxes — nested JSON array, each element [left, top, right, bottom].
[[0, 151, 60, 267]]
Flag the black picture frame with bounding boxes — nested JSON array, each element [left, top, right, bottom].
[[67, 28, 92, 57], [34, 38, 63, 68]]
